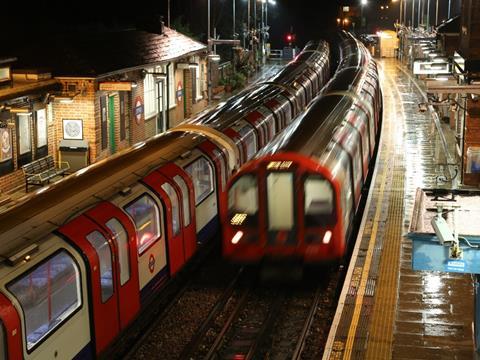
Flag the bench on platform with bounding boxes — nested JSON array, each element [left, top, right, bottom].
[[22, 155, 70, 192]]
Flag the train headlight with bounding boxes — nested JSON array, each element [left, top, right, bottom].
[[323, 230, 332, 244], [232, 231, 244, 244]]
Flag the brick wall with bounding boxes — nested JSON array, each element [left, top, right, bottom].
[[54, 79, 96, 162], [184, 68, 193, 118], [130, 73, 146, 145], [169, 67, 186, 128]]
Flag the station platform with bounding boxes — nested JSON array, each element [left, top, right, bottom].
[[323, 59, 475, 359]]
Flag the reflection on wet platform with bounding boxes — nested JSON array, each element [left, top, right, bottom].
[[324, 59, 474, 360]]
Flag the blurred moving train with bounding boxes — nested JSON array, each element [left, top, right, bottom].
[[0, 40, 332, 359], [222, 33, 382, 264]]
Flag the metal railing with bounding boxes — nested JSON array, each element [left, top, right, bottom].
[[219, 61, 233, 80], [269, 49, 283, 61]]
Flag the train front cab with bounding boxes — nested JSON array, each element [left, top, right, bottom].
[[222, 156, 345, 264], [0, 237, 93, 359]]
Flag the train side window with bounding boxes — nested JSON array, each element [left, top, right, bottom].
[[238, 125, 257, 161], [125, 194, 162, 255], [185, 156, 214, 205], [86, 231, 114, 302], [161, 182, 180, 236], [0, 320, 6, 360], [267, 172, 294, 230], [266, 115, 275, 140], [304, 176, 335, 226], [105, 218, 130, 286], [228, 175, 258, 226], [7, 250, 82, 352], [173, 175, 191, 227]]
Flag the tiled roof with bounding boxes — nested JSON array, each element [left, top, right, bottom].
[[0, 79, 61, 102], [0, 57, 16, 65], [3, 26, 206, 77]]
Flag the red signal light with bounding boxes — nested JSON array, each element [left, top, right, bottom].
[[286, 34, 293, 42]]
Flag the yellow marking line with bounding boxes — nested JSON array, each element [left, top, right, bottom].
[[365, 67, 406, 359], [342, 61, 396, 359], [322, 60, 389, 359]]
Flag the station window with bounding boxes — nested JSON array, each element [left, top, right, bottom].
[[106, 218, 130, 286], [228, 175, 258, 226], [7, 250, 82, 352], [86, 231, 114, 302], [267, 172, 294, 230], [173, 175, 190, 227], [185, 157, 214, 205], [304, 176, 335, 227], [0, 320, 6, 360], [17, 113, 32, 165], [161, 183, 180, 236], [125, 194, 162, 255]]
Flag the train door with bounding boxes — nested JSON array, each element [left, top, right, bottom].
[[0, 293, 22, 360], [176, 149, 218, 244], [84, 202, 141, 330], [159, 163, 197, 261], [110, 185, 168, 305], [58, 217, 121, 354], [142, 171, 186, 276]]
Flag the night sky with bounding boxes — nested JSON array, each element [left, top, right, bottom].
[[2, 0, 463, 50]]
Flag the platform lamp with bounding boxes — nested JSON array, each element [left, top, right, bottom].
[[361, 0, 367, 32]]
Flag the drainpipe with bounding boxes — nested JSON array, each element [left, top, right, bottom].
[[166, 62, 171, 130]]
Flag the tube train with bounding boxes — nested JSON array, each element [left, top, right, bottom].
[[0, 40, 331, 359], [222, 32, 382, 264]]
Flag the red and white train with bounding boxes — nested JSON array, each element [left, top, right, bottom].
[[222, 32, 382, 264], [0, 41, 331, 359]]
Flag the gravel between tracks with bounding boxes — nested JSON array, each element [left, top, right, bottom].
[[131, 252, 240, 360]]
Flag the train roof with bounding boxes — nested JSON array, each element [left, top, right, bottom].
[[0, 131, 203, 251], [184, 40, 330, 131], [255, 33, 370, 159]]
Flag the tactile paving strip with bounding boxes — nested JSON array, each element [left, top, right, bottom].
[[324, 59, 474, 360]]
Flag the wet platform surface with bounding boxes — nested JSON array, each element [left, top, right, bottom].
[[324, 59, 475, 359]]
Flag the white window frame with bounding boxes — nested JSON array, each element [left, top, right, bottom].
[[144, 67, 157, 119], [193, 57, 203, 101], [168, 64, 176, 109], [145, 64, 177, 118], [7, 250, 82, 353]]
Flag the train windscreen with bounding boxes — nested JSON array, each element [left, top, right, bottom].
[[267, 172, 294, 231], [228, 174, 258, 227], [304, 176, 335, 226]]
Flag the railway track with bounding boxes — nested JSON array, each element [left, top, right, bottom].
[[179, 266, 342, 360]]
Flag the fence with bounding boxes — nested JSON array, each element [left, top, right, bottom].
[[269, 49, 283, 61]]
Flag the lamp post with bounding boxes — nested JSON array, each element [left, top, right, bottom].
[[418, 0, 421, 27], [435, 0, 439, 25], [168, 0, 171, 27], [412, 0, 415, 27], [207, 0, 212, 104], [399, 0, 403, 26], [448, 0, 452, 19], [426, 0, 430, 29], [361, 0, 367, 32], [233, 0, 236, 39], [247, 0, 251, 49]]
